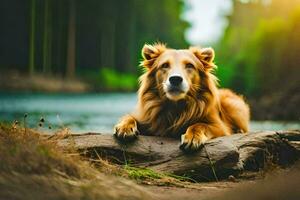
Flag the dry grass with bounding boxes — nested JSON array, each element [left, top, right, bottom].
[[0, 124, 153, 200]]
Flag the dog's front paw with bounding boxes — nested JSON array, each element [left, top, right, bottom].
[[180, 129, 208, 152], [114, 116, 139, 141]]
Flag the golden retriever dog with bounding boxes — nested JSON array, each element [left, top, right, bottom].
[[114, 43, 250, 151]]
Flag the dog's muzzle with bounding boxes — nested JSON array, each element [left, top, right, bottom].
[[164, 75, 189, 100]]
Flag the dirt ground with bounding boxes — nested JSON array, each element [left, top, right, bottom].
[[142, 164, 300, 200], [146, 181, 250, 200]]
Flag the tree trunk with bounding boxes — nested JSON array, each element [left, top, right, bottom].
[[66, 0, 76, 78], [43, 0, 49, 74], [58, 130, 300, 181], [29, 0, 36, 76]]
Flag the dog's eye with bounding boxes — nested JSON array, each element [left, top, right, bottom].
[[186, 63, 195, 69], [160, 62, 170, 69]]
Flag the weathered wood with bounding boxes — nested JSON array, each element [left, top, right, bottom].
[[58, 130, 300, 181]]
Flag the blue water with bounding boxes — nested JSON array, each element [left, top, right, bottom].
[[0, 93, 299, 134]]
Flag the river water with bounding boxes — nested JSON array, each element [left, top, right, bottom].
[[0, 93, 299, 134]]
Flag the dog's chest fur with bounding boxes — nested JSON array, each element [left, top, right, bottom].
[[138, 99, 200, 138]]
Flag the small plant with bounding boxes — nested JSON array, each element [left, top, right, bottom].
[[23, 113, 28, 134], [125, 165, 164, 180], [123, 165, 197, 185]]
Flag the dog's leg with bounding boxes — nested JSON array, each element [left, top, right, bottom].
[[114, 115, 139, 141], [180, 122, 229, 151]]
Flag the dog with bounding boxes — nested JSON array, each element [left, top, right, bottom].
[[114, 43, 250, 151]]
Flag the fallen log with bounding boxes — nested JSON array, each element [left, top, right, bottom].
[[58, 130, 300, 181]]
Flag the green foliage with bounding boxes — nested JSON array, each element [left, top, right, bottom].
[[99, 68, 138, 91], [216, 1, 300, 96], [81, 68, 138, 91]]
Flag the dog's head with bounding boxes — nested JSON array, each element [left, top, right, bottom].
[[141, 43, 216, 101]]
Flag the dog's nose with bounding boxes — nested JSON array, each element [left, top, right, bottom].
[[169, 76, 183, 86]]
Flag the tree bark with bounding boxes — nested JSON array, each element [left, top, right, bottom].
[[58, 130, 300, 181]]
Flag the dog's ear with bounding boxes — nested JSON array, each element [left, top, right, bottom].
[[141, 43, 166, 69], [190, 47, 216, 71]]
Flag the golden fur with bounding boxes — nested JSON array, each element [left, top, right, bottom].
[[115, 43, 250, 151]]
